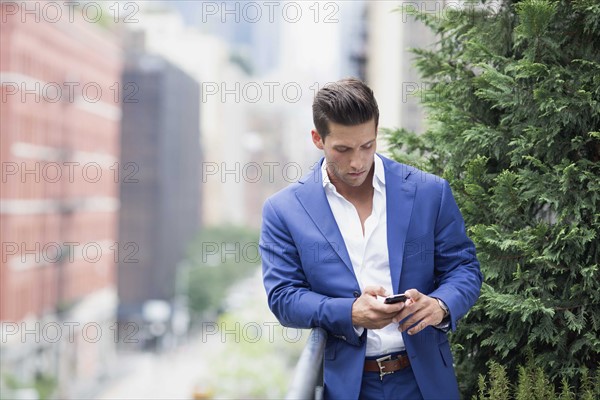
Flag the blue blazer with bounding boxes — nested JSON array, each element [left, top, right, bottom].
[[260, 155, 483, 399]]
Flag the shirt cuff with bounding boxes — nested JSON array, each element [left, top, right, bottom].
[[434, 317, 451, 332], [353, 325, 365, 337]]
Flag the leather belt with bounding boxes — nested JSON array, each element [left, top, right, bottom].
[[363, 353, 410, 380]]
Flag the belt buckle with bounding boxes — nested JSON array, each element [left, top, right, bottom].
[[376, 354, 393, 381]]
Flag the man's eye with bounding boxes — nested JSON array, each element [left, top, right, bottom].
[[336, 148, 348, 153], [362, 143, 373, 149]]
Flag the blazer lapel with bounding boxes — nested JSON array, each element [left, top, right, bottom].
[[382, 157, 417, 294], [295, 159, 354, 274]]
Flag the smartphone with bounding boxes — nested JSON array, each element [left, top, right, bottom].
[[384, 294, 407, 304]]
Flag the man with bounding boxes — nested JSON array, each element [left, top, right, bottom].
[[260, 78, 482, 399]]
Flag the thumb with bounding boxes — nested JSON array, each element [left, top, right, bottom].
[[363, 286, 389, 297], [404, 289, 422, 302]]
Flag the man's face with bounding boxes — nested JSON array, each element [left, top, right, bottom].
[[311, 119, 377, 192]]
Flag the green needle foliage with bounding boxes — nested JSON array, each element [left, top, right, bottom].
[[387, 0, 600, 397], [472, 359, 599, 399]]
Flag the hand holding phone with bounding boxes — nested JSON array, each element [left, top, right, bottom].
[[384, 294, 407, 304]]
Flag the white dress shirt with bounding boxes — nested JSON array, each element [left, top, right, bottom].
[[322, 154, 405, 356]]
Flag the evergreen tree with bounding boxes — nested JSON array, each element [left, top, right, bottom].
[[386, 0, 600, 396], [472, 359, 598, 399]]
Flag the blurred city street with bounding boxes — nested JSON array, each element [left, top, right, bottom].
[[95, 334, 224, 400], [95, 270, 304, 399]]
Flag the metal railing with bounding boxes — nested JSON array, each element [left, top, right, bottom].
[[286, 328, 327, 400]]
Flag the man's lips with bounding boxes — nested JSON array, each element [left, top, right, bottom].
[[348, 171, 365, 177]]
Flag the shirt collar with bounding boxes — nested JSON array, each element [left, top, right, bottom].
[[322, 154, 386, 192]]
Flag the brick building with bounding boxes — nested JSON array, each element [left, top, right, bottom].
[[0, 2, 122, 398]]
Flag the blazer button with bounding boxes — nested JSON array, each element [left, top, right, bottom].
[[353, 291, 360, 298]]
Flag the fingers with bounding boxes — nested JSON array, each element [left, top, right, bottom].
[[399, 310, 434, 335], [381, 300, 405, 316], [404, 288, 421, 301], [391, 290, 419, 323], [407, 320, 429, 335], [352, 300, 398, 329], [356, 288, 444, 334], [368, 293, 405, 315], [352, 287, 407, 329], [363, 286, 389, 297], [394, 290, 441, 335]]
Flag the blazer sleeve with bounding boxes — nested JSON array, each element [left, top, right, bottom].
[[428, 180, 483, 331], [260, 198, 363, 347]]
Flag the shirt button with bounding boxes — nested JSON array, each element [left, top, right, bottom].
[[353, 291, 360, 298]]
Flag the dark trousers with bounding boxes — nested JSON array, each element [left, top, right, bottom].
[[359, 353, 423, 400]]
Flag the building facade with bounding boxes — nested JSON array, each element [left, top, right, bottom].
[[367, 0, 442, 149], [0, 2, 122, 398], [117, 52, 201, 343]]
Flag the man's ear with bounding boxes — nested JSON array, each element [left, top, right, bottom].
[[311, 129, 324, 150]]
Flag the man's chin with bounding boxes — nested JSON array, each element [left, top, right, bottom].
[[344, 176, 367, 187]]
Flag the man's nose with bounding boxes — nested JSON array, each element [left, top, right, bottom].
[[349, 155, 362, 171]]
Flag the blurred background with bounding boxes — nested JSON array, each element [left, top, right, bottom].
[[0, 1, 440, 398]]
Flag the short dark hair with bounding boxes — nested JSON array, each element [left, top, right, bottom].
[[312, 78, 379, 141]]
